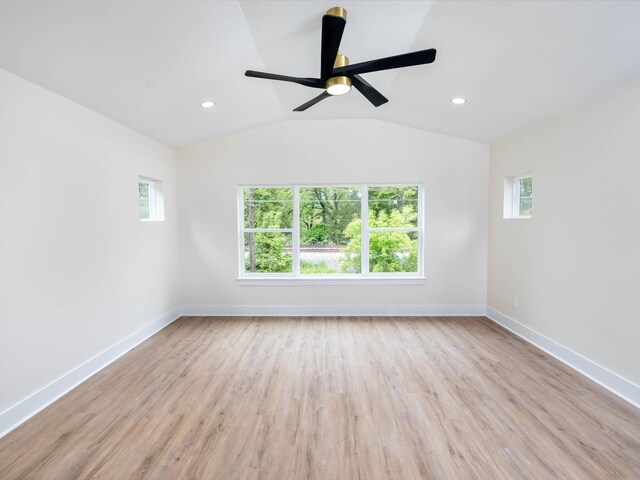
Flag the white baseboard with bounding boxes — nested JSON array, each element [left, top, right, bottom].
[[0, 306, 183, 438], [486, 307, 640, 409], [181, 304, 487, 317]]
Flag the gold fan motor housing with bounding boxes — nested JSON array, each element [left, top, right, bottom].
[[333, 53, 349, 69], [326, 6, 347, 20], [326, 53, 352, 93]]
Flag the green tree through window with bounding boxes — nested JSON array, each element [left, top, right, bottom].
[[243, 187, 293, 273], [518, 176, 533, 216], [139, 182, 149, 219], [241, 185, 421, 276]]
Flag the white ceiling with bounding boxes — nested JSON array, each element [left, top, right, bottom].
[[0, 1, 639, 147]]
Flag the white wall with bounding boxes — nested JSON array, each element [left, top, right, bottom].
[[488, 79, 640, 386], [0, 68, 180, 413], [177, 119, 489, 310]]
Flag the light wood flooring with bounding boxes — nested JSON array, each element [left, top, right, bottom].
[[1, 316, 639, 479]]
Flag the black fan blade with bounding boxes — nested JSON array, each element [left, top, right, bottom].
[[333, 48, 437, 76], [245, 70, 324, 89], [320, 13, 346, 81], [293, 91, 331, 112], [351, 75, 388, 107]]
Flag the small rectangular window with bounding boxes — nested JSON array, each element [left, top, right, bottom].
[[504, 174, 532, 219], [139, 177, 164, 221]]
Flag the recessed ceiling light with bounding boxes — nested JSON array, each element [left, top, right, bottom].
[[200, 100, 215, 109], [451, 97, 466, 105]]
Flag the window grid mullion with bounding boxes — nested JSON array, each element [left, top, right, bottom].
[[361, 185, 369, 275], [418, 183, 424, 277], [513, 179, 520, 217], [238, 187, 245, 276], [292, 186, 300, 276], [368, 228, 419, 232]]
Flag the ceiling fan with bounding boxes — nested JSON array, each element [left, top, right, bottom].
[[244, 6, 437, 111]]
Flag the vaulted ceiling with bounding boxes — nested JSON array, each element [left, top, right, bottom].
[[1, 1, 639, 147]]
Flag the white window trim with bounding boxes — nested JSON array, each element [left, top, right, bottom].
[[237, 277, 425, 286], [237, 184, 425, 284], [512, 174, 532, 219]]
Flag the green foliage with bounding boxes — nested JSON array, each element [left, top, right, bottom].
[[300, 223, 327, 245], [341, 205, 418, 273], [340, 218, 363, 273], [519, 177, 532, 197], [244, 187, 293, 229], [368, 186, 418, 223], [300, 260, 336, 274], [245, 232, 292, 273], [244, 188, 293, 273], [139, 182, 149, 219], [369, 231, 418, 273], [300, 187, 361, 245], [518, 177, 533, 216], [258, 210, 286, 229]]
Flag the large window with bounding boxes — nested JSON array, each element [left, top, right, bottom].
[[238, 185, 423, 282]]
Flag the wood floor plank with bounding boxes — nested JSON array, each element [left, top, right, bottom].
[[0, 316, 639, 479]]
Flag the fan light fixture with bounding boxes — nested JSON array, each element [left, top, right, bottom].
[[326, 52, 352, 95], [326, 76, 352, 95]]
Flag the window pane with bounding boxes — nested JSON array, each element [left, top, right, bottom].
[[244, 232, 292, 273], [369, 231, 418, 273], [299, 187, 361, 274], [519, 177, 532, 197], [519, 197, 532, 216], [139, 182, 149, 219], [368, 186, 418, 228], [518, 177, 533, 216], [244, 187, 293, 229]]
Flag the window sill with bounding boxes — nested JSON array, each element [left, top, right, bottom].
[[237, 277, 425, 286]]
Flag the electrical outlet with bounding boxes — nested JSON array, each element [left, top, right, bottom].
[[314, 286, 322, 297], [142, 303, 150, 318], [512, 297, 519, 309]]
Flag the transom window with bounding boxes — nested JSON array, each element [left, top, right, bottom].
[[238, 185, 423, 281]]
